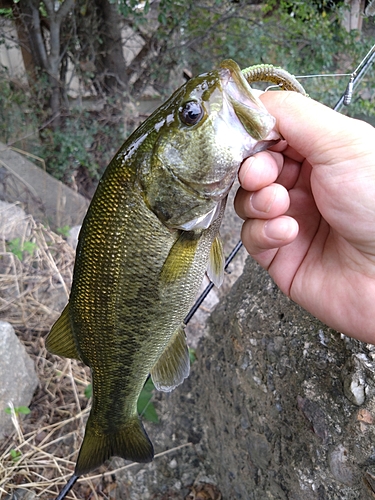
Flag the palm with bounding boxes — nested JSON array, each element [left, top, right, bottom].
[[265, 156, 375, 342]]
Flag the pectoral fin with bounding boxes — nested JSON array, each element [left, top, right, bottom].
[[207, 235, 225, 287], [160, 231, 199, 284], [151, 326, 190, 392], [46, 304, 81, 360]]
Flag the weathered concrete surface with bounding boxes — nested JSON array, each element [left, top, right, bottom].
[[182, 257, 375, 499], [0, 321, 38, 439], [0, 143, 88, 230]]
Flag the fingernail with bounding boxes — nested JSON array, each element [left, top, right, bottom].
[[250, 186, 277, 214], [264, 218, 292, 241]]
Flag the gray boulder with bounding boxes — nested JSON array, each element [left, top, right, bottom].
[[0, 201, 30, 241], [0, 321, 38, 439], [180, 257, 375, 499], [0, 142, 89, 231]]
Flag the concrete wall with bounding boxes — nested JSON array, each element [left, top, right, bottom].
[[0, 143, 89, 230]]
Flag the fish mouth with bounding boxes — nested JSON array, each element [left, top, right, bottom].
[[219, 60, 279, 145]]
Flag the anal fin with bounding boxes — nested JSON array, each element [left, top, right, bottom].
[[46, 303, 81, 360], [151, 326, 190, 392], [207, 235, 225, 287]]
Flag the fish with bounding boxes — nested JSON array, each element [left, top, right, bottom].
[[46, 59, 286, 476]]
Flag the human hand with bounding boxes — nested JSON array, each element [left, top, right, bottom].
[[234, 91, 375, 343]]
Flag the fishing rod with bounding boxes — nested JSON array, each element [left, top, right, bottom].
[[184, 240, 244, 325], [54, 44, 375, 500], [55, 474, 79, 500], [335, 43, 375, 111]]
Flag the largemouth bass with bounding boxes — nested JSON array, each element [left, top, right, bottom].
[[47, 60, 304, 476]]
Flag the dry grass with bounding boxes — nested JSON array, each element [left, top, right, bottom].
[[0, 210, 97, 498], [0, 209, 195, 499], [0, 210, 74, 331]]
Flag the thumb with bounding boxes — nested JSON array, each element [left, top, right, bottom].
[[259, 91, 370, 167]]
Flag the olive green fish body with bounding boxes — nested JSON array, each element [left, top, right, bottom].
[[71, 172, 219, 472], [47, 60, 302, 475]]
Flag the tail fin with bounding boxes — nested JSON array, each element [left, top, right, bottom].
[[75, 415, 154, 475]]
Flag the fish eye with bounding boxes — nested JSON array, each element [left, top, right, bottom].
[[179, 101, 204, 126]]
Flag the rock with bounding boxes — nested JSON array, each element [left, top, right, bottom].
[[0, 142, 89, 231], [176, 257, 375, 499], [0, 201, 30, 241], [67, 225, 81, 249], [0, 321, 38, 439]]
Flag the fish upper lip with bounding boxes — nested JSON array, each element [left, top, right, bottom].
[[221, 65, 279, 144]]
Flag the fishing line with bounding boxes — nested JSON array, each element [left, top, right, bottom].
[[54, 43, 375, 500]]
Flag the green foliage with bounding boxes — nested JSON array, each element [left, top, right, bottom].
[[138, 0, 375, 118], [5, 405, 31, 416], [56, 225, 71, 238], [0, 69, 37, 145], [137, 378, 159, 423], [38, 114, 98, 181], [116, 0, 151, 24], [7, 239, 37, 261], [0, 8, 12, 18], [189, 347, 196, 364], [9, 449, 22, 462], [84, 383, 92, 399], [1, 0, 374, 187]]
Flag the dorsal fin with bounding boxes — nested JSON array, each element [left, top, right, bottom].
[[207, 235, 225, 287], [151, 325, 190, 392], [46, 304, 81, 360]]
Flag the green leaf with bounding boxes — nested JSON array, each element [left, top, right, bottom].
[[4, 405, 30, 416], [142, 402, 159, 423], [7, 238, 36, 260], [17, 406, 31, 415], [0, 8, 13, 18], [189, 347, 196, 364], [10, 449, 21, 462], [137, 378, 159, 423], [158, 12, 167, 25], [84, 384, 92, 399], [22, 241, 36, 256], [7, 238, 22, 260], [143, 378, 155, 393], [56, 225, 71, 238]]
